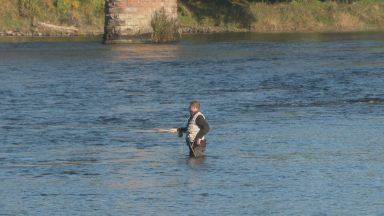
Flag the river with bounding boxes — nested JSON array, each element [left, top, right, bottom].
[[1, 32, 384, 215]]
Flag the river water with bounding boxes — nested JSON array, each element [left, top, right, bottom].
[[1, 32, 384, 215]]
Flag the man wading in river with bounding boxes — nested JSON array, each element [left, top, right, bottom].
[[169, 101, 210, 157]]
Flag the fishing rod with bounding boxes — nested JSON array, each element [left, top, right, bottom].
[[153, 128, 197, 157]]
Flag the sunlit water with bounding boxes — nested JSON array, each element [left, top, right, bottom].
[[1, 32, 384, 215]]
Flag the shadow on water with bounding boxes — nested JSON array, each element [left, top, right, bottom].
[[182, 31, 384, 43], [0, 36, 102, 43], [1, 31, 383, 45]]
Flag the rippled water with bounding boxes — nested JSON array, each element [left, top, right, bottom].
[[1, 32, 384, 215]]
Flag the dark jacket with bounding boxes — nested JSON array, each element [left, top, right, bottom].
[[178, 112, 210, 140]]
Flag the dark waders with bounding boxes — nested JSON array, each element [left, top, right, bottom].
[[187, 140, 206, 158]]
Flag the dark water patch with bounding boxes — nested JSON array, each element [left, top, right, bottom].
[[95, 116, 128, 125], [237, 97, 384, 113], [59, 170, 81, 175], [182, 32, 384, 43], [39, 193, 103, 197], [312, 98, 384, 107], [0, 125, 24, 130]]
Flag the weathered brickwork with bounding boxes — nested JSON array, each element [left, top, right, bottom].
[[103, 0, 177, 43]]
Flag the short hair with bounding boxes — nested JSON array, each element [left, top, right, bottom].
[[190, 100, 200, 110]]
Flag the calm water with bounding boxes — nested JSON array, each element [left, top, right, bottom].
[[1, 32, 384, 215]]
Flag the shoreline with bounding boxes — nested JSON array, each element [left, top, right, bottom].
[[1, 28, 383, 38], [1, 30, 383, 44], [1, 24, 383, 39], [0, 30, 102, 38]]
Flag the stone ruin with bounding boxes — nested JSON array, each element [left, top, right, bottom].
[[103, 0, 177, 43]]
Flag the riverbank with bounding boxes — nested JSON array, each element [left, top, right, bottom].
[[179, 1, 384, 34], [0, 0, 383, 37], [0, 0, 104, 37]]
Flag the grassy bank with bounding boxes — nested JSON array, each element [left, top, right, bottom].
[[179, 0, 384, 33], [0, 0, 104, 36], [250, 0, 384, 32], [0, 0, 383, 36]]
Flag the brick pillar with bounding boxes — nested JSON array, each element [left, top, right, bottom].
[[103, 0, 177, 44]]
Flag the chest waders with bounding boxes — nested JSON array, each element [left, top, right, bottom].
[[186, 112, 205, 157]]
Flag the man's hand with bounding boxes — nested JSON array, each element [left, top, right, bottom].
[[195, 138, 202, 145], [177, 128, 183, 137]]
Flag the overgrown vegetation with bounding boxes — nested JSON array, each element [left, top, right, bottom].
[[150, 8, 180, 43], [0, 0, 104, 34], [179, 0, 255, 30], [18, 0, 39, 19], [249, 0, 384, 32], [178, 0, 384, 32]]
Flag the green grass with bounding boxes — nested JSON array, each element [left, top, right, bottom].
[[179, 0, 384, 33], [250, 1, 384, 32], [0, 0, 104, 34]]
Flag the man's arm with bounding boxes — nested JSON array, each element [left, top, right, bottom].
[[195, 115, 209, 140], [177, 127, 187, 133]]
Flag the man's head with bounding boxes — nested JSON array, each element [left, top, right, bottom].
[[189, 100, 200, 115]]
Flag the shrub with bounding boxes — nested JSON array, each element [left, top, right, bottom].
[[150, 8, 180, 43], [179, 0, 256, 30], [18, 0, 39, 18]]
